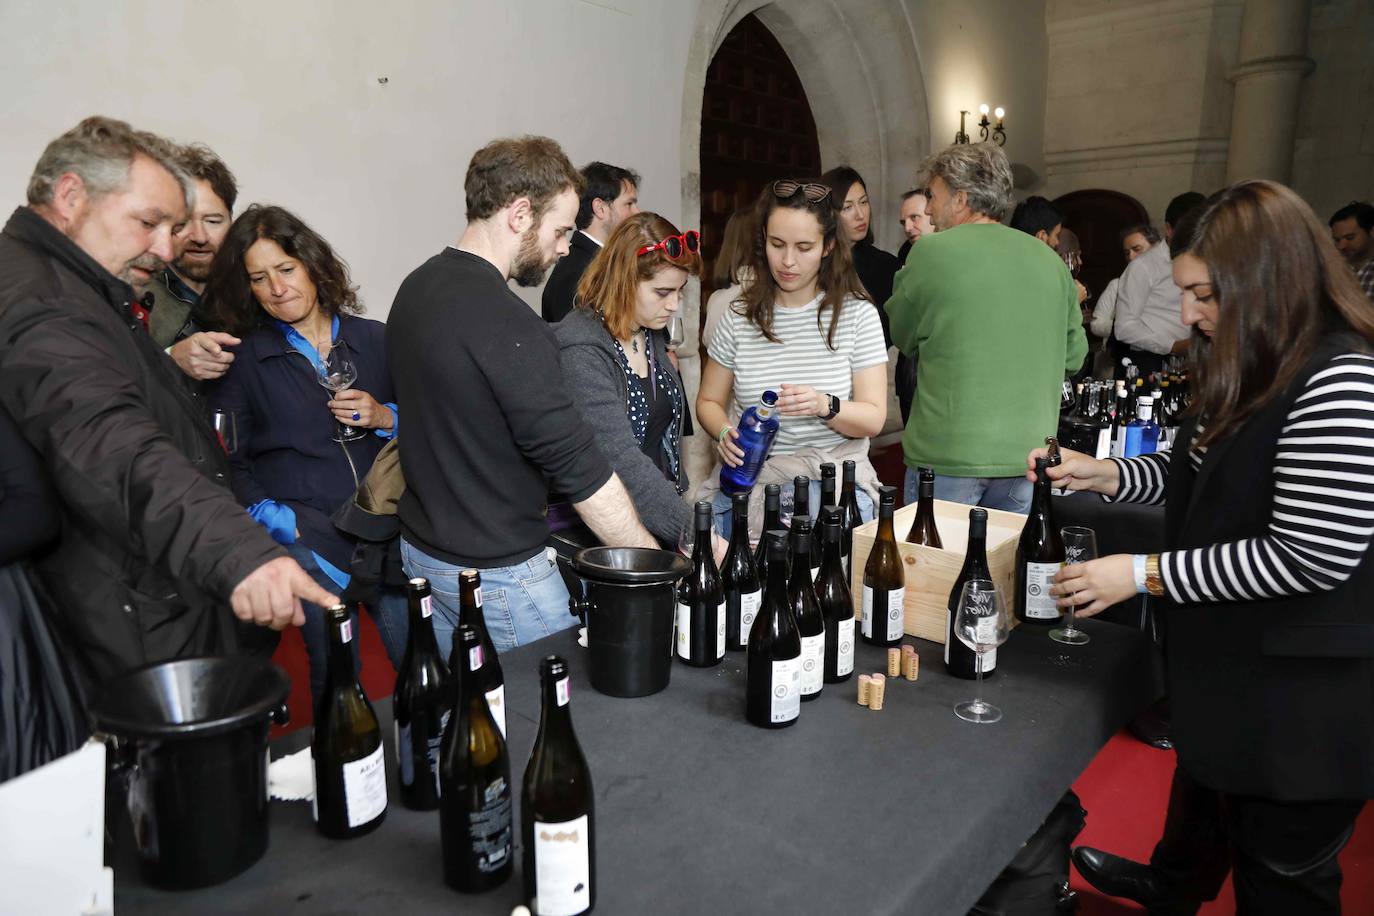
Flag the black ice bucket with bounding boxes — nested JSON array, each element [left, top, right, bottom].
[[92, 656, 290, 890], [571, 546, 692, 698]]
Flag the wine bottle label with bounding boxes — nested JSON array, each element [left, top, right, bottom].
[[340, 618, 353, 644], [884, 588, 905, 641], [310, 752, 318, 822], [770, 657, 801, 722], [862, 587, 905, 641], [836, 617, 855, 677], [341, 743, 387, 828], [739, 590, 761, 642], [810, 563, 821, 582], [799, 633, 824, 695], [474, 586, 483, 607], [555, 676, 570, 708], [420, 594, 433, 618], [1095, 427, 1112, 460], [861, 587, 872, 638], [715, 600, 726, 659], [984, 646, 998, 671], [395, 719, 445, 791], [470, 644, 484, 671], [675, 602, 691, 659], [976, 617, 999, 644], [487, 685, 508, 737], [1024, 562, 1063, 620], [470, 776, 513, 875], [533, 814, 592, 916]]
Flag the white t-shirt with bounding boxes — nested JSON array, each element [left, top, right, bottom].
[[707, 294, 888, 453]]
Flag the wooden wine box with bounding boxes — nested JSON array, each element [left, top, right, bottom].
[[849, 498, 1024, 645]]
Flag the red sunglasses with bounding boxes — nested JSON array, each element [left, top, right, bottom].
[[637, 230, 701, 260]]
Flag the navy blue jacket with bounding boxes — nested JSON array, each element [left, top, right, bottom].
[[207, 314, 394, 571]]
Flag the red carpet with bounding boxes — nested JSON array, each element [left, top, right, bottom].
[[271, 610, 1374, 912]]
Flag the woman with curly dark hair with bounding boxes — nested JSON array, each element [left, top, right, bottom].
[[204, 204, 402, 701]]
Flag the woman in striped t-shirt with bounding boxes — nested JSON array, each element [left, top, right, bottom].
[[697, 180, 889, 535], [1030, 181, 1374, 914]]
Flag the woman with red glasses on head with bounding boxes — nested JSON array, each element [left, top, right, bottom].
[[697, 179, 890, 536], [555, 213, 717, 553]]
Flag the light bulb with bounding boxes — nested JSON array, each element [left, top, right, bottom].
[[994, 106, 1005, 119], [978, 103, 990, 116]]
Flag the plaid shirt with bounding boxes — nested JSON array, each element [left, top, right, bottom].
[[1358, 256, 1374, 302]]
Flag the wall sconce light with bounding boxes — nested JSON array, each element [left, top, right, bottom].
[[955, 104, 1007, 146]]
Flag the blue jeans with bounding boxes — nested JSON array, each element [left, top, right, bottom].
[[904, 468, 1031, 514], [710, 480, 876, 539], [400, 539, 574, 656]]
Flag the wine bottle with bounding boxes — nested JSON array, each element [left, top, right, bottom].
[[904, 467, 942, 547], [788, 518, 825, 701], [676, 500, 726, 667], [816, 507, 855, 683], [791, 475, 821, 580], [720, 389, 781, 495], [439, 624, 513, 892], [945, 509, 998, 680], [753, 483, 782, 587], [861, 486, 906, 647], [312, 603, 387, 838], [820, 463, 837, 509], [839, 460, 862, 582], [1094, 386, 1114, 460], [457, 570, 507, 738], [522, 655, 595, 916], [1014, 458, 1065, 626], [1111, 388, 1132, 458], [722, 490, 762, 652], [746, 531, 802, 728], [394, 577, 450, 811]]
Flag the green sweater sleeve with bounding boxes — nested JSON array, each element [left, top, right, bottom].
[[1063, 277, 1088, 375], [885, 254, 920, 358]]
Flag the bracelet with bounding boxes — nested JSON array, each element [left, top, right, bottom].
[[718, 426, 734, 444], [1145, 554, 1165, 597]]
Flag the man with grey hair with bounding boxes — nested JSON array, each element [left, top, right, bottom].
[[0, 116, 335, 692], [886, 142, 1087, 512]]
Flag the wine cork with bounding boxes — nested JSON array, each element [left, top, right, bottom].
[[902, 643, 915, 658], [903, 652, 919, 681], [887, 647, 901, 677], [868, 674, 886, 710], [857, 674, 872, 705]]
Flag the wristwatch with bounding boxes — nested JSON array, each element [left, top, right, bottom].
[[820, 394, 841, 420]]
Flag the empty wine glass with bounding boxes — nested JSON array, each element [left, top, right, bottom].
[[1051, 526, 1097, 646], [316, 344, 366, 443], [953, 579, 1009, 724], [211, 409, 237, 455], [666, 314, 685, 350]]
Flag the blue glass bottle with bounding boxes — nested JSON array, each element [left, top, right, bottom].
[[1123, 396, 1161, 458], [720, 390, 781, 495]]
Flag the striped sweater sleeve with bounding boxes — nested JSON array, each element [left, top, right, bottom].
[[1105, 452, 1171, 505], [1162, 353, 1374, 604]]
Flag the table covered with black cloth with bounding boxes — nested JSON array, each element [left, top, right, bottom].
[[116, 619, 1159, 915]]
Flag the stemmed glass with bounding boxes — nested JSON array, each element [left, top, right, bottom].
[[316, 344, 366, 443], [211, 409, 237, 455], [666, 314, 686, 351], [953, 579, 1010, 724], [1051, 526, 1097, 646]]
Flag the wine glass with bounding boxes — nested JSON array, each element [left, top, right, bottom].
[[316, 345, 366, 443], [953, 579, 1009, 724], [211, 409, 237, 455], [666, 314, 685, 350], [1051, 526, 1097, 646]]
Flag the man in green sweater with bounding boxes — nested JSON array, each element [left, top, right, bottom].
[[885, 142, 1087, 512]]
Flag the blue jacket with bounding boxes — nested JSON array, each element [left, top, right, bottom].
[[207, 313, 394, 572]]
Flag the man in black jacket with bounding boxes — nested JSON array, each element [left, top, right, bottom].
[[540, 161, 640, 323], [0, 116, 335, 692]]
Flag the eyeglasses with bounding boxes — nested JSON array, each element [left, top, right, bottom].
[[772, 180, 831, 203], [637, 230, 700, 260]]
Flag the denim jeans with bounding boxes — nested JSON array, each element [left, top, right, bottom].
[[710, 480, 876, 539], [400, 539, 574, 656], [903, 468, 1032, 514]]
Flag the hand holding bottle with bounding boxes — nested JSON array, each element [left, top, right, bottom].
[[1024, 446, 1120, 497], [716, 426, 745, 467]]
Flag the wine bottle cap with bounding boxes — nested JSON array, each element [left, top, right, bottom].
[[325, 602, 349, 620], [765, 529, 789, 560], [731, 490, 750, 511], [793, 474, 810, 489], [540, 655, 569, 682], [694, 500, 714, 524], [918, 466, 935, 482], [406, 576, 430, 594], [968, 507, 988, 537], [764, 482, 781, 505], [877, 485, 897, 506], [820, 463, 836, 479], [460, 569, 480, 585]]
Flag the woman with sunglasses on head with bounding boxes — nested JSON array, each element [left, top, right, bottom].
[[555, 213, 717, 553], [1029, 181, 1374, 914], [698, 179, 889, 535], [822, 165, 901, 347]]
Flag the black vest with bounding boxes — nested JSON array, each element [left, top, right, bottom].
[[1163, 334, 1374, 801]]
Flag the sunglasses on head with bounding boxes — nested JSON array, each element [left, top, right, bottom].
[[637, 230, 701, 261], [772, 179, 831, 203]]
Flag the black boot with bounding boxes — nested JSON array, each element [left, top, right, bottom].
[[1072, 846, 1201, 916], [1129, 699, 1173, 750]]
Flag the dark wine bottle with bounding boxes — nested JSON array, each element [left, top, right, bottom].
[[861, 486, 906, 647], [945, 508, 998, 680], [792, 475, 821, 580], [676, 500, 726, 667], [747, 531, 802, 728], [1015, 458, 1065, 627], [312, 603, 387, 838], [788, 518, 825, 701], [839, 460, 862, 581], [722, 490, 762, 652], [816, 507, 855, 683], [904, 467, 943, 547], [439, 624, 513, 892], [522, 655, 595, 916], [394, 577, 451, 811], [457, 570, 507, 738], [753, 483, 783, 587]]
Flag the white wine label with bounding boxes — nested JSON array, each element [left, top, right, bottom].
[[554, 677, 570, 708], [470, 776, 513, 875], [861, 586, 873, 639], [836, 617, 855, 677], [739, 590, 761, 642], [975, 616, 999, 644], [811, 563, 821, 582], [984, 646, 998, 671], [342, 743, 387, 828], [339, 618, 353, 644], [1024, 562, 1063, 620], [474, 586, 483, 607], [799, 633, 824, 695], [310, 752, 318, 821], [395, 721, 412, 785], [533, 814, 591, 916], [715, 601, 726, 659], [1095, 427, 1112, 460], [435, 709, 450, 796], [770, 657, 801, 722], [470, 644, 484, 671], [675, 602, 691, 659], [420, 594, 433, 618], [487, 685, 508, 736], [884, 588, 905, 642], [944, 606, 952, 666]]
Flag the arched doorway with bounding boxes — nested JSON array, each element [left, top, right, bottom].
[[1053, 189, 1150, 308]]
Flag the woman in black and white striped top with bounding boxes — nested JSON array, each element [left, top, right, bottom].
[[1034, 180, 1374, 914]]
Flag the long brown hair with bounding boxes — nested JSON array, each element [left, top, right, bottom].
[[1180, 180, 1374, 447], [737, 180, 868, 349], [575, 212, 701, 340]]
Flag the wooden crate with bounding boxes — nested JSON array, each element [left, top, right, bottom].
[[850, 499, 1024, 645]]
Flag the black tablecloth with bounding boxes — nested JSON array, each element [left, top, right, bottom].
[[116, 617, 1159, 915]]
